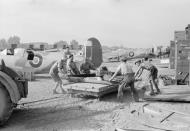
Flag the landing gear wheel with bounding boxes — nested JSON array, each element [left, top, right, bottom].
[[0, 86, 13, 126]]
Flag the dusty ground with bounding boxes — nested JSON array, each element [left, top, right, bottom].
[[1, 75, 143, 131], [1, 61, 190, 131]]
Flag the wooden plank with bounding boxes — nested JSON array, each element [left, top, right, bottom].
[[129, 110, 177, 131], [65, 82, 118, 97], [64, 82, 118, 91], [142, 104, 190, 127], [67, 85, 118, 98], [160, 112, 175, 123], [149, 104, 190, 117], [115, 128, 152, 131], [144, 85, 190, 102]]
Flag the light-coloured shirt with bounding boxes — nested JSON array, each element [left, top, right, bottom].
[[116, 63, 134, 75]]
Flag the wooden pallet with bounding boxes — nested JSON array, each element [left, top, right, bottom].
[[63, 81, 119, 98]]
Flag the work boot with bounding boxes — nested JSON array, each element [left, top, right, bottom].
[[61, 88, 67, 94], [149, 91, 155, 96], [53, 89, 58, 94], [155, 89, 161, 95]]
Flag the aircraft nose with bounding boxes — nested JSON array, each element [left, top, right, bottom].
[[15, 58, 28, 67]]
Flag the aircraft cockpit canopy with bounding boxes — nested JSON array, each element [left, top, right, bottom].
[[0, 48, 34, 60], [1, 49, 14, 55]]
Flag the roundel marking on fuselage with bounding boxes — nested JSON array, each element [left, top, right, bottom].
[[29, 53, 43, 68], [129, 51, 135, 57]]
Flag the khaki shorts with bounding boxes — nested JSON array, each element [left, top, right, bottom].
[[50, 72, 61, 82], [120, 73, 135, 87], [147, 67, 158, 81]]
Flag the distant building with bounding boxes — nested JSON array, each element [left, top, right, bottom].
[[174, 31, 186, 41], [0, 44, 9, 50], [19, 42, 48, 50], [47, 44, 54, 49], [185, 24, 190, 40], [70, 40, 79, 50], [53, 41, 68, 49], [0, 39, 82, 51], [0, 43, 20, 50], [78, 45, 83, 50]]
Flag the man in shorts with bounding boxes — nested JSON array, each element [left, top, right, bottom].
[[67, 54, 80, 75], [64, 46, 72, 59], [109, 57, 139, 102], [135, 57, 161, 96], [49, 57, 67, 94]]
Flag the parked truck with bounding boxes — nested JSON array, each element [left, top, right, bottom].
[[0, 59, 29, 125]]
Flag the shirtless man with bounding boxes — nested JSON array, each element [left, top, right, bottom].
[[49, 57, 67, 94], [109, 57, 139, 102]]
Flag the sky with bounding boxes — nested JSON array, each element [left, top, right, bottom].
[[0, 0, 190, 48]]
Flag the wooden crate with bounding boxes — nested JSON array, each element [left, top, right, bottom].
[[174, 40, 190, 84], [169, 41, 175, 69], [63, 82, 118, 98]]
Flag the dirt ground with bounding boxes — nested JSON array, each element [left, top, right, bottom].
[[1, 62, 190, 131], [1, 75, 142, 131]]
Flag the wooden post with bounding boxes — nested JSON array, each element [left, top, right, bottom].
[[189, 52, 190, 86], [174, 41, 178, 85]]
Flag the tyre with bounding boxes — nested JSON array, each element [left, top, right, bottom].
[[0, 85, 13, 126]]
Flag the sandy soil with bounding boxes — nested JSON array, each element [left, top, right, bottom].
[[1, 75, 143, 131], [0, 61, 190, 131]]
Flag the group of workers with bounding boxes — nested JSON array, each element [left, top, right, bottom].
[[109, 56, 160, 102], [49, 46, 95, 94], [49, 46, 161, 102]]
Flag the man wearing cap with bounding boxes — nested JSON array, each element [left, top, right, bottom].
[[49, 57, 67, 94], [64, 46, 72, 59], [67, 54, 80, 75], [135, 57, 160, 96], [109, 57, 139, 102], [135, 59, 142, 66], [80, 58, 96, 74]]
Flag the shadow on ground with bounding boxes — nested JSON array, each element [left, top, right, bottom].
[[3, 104, 109, 130]]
